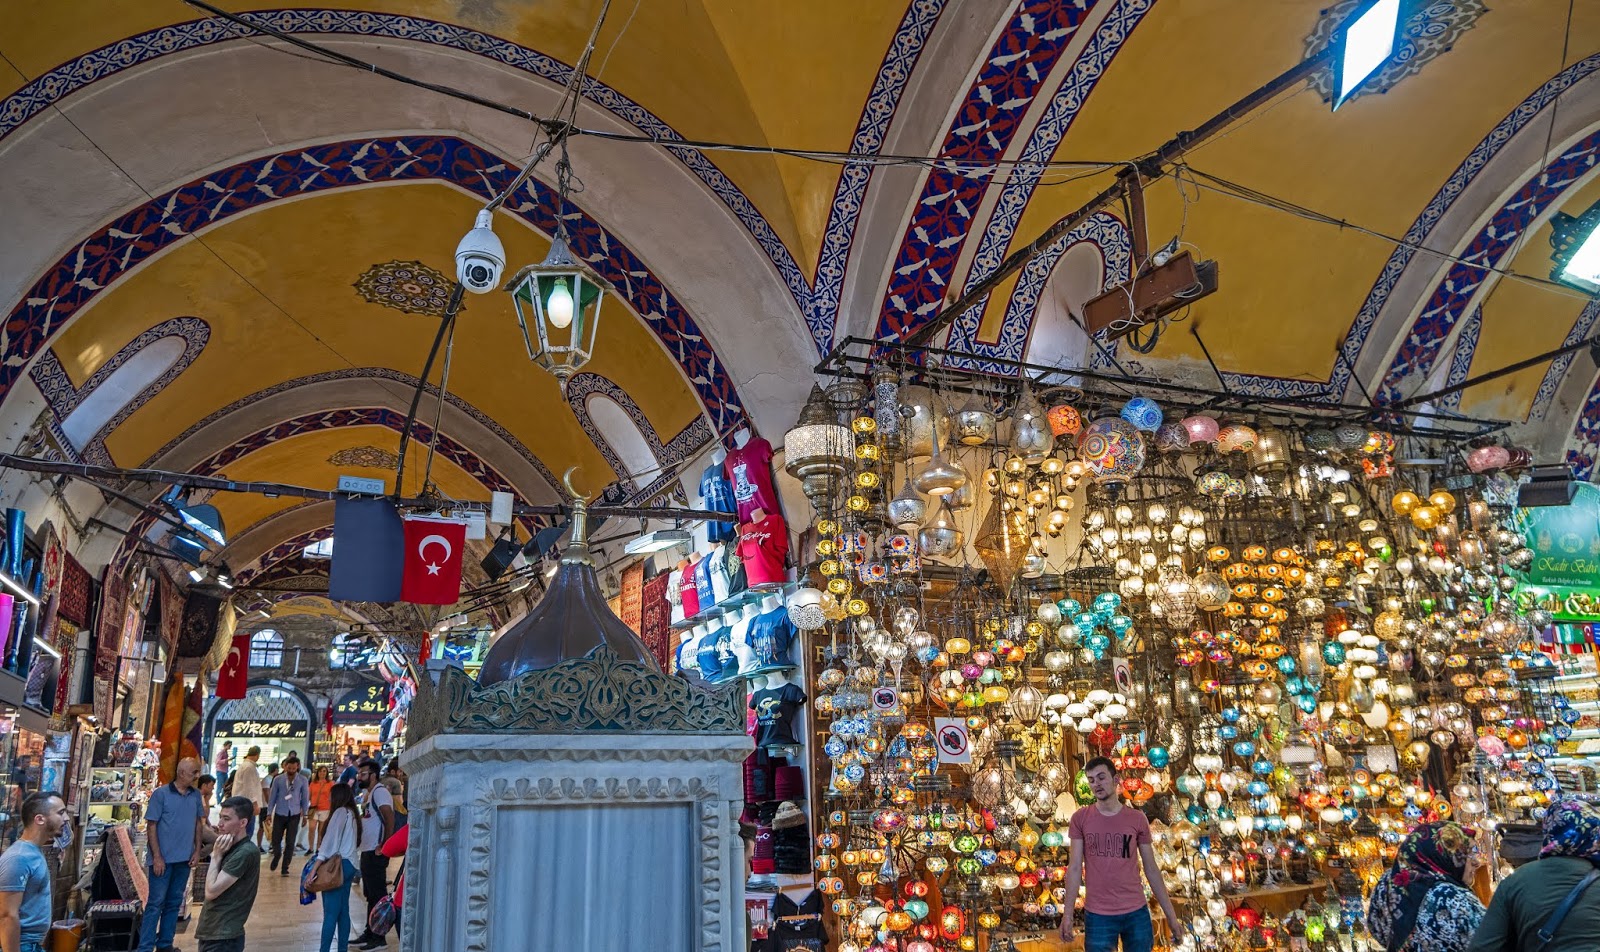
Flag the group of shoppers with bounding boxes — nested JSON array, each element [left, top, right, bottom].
[[1367, 799, 1600, 952]]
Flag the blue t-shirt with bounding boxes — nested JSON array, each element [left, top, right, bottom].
[[700, 464, 737, 543], [0, 840, 50, 941], [747, 608, 797, 673], [694, 555, 716, 611], [715, 626, 739, 682], [695, 630, 722, 681], [146, 782, 206, 865]]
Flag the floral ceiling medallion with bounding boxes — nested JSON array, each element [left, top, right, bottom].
[[1304, 0, 1489, 104], [354, 260, 456, 316], [328, 445, 400, 469]]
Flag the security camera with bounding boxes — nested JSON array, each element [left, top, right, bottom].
[[455, 209, 505, 293]]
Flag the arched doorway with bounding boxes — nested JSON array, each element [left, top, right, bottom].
[[204, 680, 317, 779]]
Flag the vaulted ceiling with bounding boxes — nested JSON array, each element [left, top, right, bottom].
[[2, 0, 1598, 601]]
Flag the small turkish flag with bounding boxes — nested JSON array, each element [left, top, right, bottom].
[[217, 633, 249, 699], [400, 517, 468, 605]]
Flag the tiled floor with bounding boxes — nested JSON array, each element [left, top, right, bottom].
[[173, 849, 394, 952]]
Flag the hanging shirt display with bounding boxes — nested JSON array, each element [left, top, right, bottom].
[[749, 682, 807, 748], [695, 627, 723, 681], [699, 463, 738, 543], [724, 437, 781, 523], [738, 512, 790, 587], [761, 890, 828, 952], [679, 561, 701, 619], [745, 608, 797, 673], [709, 543, 732, 602], [714, 625, 740, 682]]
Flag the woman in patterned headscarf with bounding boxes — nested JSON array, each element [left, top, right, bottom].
[[1369, 820, 1486, 952], [1468, 799, 1600, 951]]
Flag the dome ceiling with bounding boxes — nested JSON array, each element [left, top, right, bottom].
[[2, 0, 1598, 609]]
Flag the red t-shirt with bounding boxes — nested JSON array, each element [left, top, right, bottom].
[[724, 437, 781, 523], [679, 561, 701, 618], [737, 513, 789, 587], [1069, 804, 1152, 915]]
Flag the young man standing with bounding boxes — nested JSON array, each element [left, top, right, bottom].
[[230, 746, 264, 845], [0, 792, 69, 952], [194, 797, 262, 952], [1060, 757, 1182, 952], [351, 759, 395, 950], [139, 756, 208, 952], [265, 755, 310, 876]]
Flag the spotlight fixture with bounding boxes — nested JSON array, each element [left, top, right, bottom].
[[1550, 198, 1600, 295], [1517, 464, 1578, 508], [1333, 0, 1401, 108], [623, 528, 693, 555], [188, 568, 205, 583]]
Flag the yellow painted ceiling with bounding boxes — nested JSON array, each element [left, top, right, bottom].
[[0, 0, 909, 276], [208, 426, 489, 539], [979, 0, 1600, 390], [47, 183, 700, 494]]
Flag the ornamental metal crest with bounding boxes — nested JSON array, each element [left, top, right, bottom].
[[407, 647, 744, 740], [1304, 0, 1489, 104]]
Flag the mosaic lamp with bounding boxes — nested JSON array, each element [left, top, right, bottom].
[[506, 233, 608, 391], [784, 384, 854, 510]]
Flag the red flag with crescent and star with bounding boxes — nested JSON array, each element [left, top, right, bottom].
[[401, 516, 468, 605], [217, 632, 249, 699]]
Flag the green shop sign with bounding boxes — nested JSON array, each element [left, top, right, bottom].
[[1514, 584, 1600, 622], [1516, 483, 1600, 587]]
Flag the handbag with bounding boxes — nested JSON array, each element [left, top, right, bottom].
[[368, 858, 404, 936], [307, 856, 344, 893]]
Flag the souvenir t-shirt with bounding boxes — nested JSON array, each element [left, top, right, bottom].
[[738, 513, 790, 587], [726, 548, 748, 597], [1068, 804, 1153, 915], [679, 562, 701, 619], [700, 463, 738, 543], [709, 543, 732, 602], [666, 572, 685, 625], [694, 554, 716, 611], [673, 635, 697, 677], [695, 628, 723, 681], [715, 625, 740, 682], [746, 608, 797, 673], [750, 683, 807, 748], [724, 437, 781, 523]]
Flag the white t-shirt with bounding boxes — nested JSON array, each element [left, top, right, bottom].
[[317, 807, 361, 865], [358, 784, 394, 852], [233, 760, 264, 807]]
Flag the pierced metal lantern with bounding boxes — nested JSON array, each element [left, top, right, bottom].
[[505, 235, 609, 391]]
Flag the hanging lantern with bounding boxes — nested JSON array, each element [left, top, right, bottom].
[[784, 385, 854, 509], [507, 234, 607, 390]]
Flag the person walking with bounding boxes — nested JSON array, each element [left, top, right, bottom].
[[212, 741, 231, 781], [1468, 799, 1600, 951], [351, 759, 395, 950], [1368, 820, 1486, 952], [194, 797, 262, 952], [314, 784, 362, 952], [266, 755, 310, 877], [308, 767, 334, 856], [230, 747, 264, 845], [1060, 757, 1182, 952], [138, 756, 208, 952], [336, 755, 357, 787], [259, 764, 279, 847], [0, 792, 69, 952]]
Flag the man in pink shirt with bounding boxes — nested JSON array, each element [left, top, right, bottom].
[[1060, 757, 1182, 952]]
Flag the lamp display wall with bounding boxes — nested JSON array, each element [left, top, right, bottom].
[[778, 360, 1563, 952]]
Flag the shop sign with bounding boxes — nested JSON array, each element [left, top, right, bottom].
[[1514, 584, 1600, 622], [332, 684, 389, 722], [1517, 483, 1600, 586], [215, 718, 307, 739]]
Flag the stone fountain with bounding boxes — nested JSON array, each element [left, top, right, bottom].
[[399, 472, 752, 951]]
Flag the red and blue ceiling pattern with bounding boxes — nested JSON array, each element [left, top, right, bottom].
[[1, 134, 749, 438], [874, 0, 1102, 343]]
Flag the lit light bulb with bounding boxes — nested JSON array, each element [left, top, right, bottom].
[[547, 281, 575, 328]]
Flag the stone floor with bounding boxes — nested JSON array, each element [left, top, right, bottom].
[[172, 848, 395, 952]]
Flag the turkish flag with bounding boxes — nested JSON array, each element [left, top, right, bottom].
[[217, 633, 249, 699], [401, 517, 468, 605]]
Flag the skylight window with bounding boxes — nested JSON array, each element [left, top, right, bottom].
[[303, 537, 334, 559], [1336, 0, 1401, 107]]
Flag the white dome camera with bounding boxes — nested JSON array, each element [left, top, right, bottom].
[[455, 209, 505, 293]]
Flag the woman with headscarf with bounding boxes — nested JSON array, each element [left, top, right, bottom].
[[1368, 820, 1486, 952], [1468, 799, 1600, 951]]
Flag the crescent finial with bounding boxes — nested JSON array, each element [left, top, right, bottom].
[[561, 466, 584, 502]]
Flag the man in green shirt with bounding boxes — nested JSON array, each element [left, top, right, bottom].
[[1468, 799, 1600, 952], [195, 796, 262, 952]]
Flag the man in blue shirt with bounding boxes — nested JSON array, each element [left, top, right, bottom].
[[0, 792, 68, 952], [265, 754, 311, 876], [139, 757, 207, 952]]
